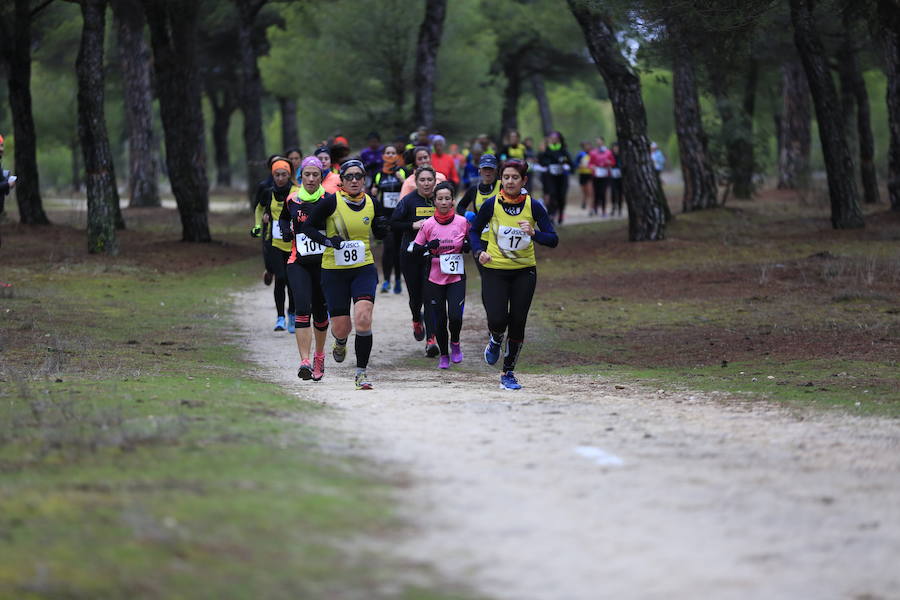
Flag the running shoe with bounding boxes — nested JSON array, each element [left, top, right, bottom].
[[312, 352, 325, 381], [425, 335, 439, 357], [287, 312, 296, 334], [355, 371, 373, 390], [274, 316, 286, 331], [412, 320, 425, 341], [450, 342, 463, 363], [297, 359, 312, 380], [438, 355, 450, 369], [332, 339, 347, 363], [380, 281, 390, 293], [484, 337, 501, 365], [393, 280, 402, 294], [263, 270, 273, 286], [500, 371, 522, 391]]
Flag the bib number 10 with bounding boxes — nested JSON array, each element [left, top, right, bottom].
[[334, 240, 366, 266], [440, 253, 464, 275]]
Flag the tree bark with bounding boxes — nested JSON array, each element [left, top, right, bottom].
[[278, 96, 299, 151], [671, 38, 718, 212], [732, 58, 758, 199], [77, 0, 120, 255], [500, 58, 521, 141], [234, 0, 267, 205], [141, 0, 211, 242], [790, 0, 864, 228], [567, 0, 667, 241], [71, 135, 82, 193], [0, 0, 49, 225], [112, 0, 160, 208], [880, 0, 900, 211], [208, 86, 236, 188], [531, 72, 554, 136], [412, 0, 447, 130], [777, 57, 812, 189]]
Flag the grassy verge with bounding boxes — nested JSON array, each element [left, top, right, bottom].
[[0, 217, 476, 599], [523, 196, 900, 416]]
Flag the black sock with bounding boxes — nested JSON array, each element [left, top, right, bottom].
[[503, 338, 523, 372], [355, 330, 372, 369]]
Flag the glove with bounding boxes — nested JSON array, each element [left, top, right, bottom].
[[464, 211, 476, 223], [250, 226, 261, 238], [425, 239, 440, 250], [462, 237, 471, 253], [281, 227, 293, 243], [372, 215, 389, 239], [328, 235, 344, 249]]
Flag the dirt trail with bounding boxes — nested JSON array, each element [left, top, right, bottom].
[[236, 282, 900, 600]]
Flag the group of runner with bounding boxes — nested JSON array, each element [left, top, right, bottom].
[[253, 133, 558, 391]]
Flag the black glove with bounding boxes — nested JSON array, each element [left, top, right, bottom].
[[328, 235, 344, 249], [372, 215, 389, 240], [281, 227, 293, 243], [425, 239, 440, 250], [250, 226, 262, 238], [462, 237, 471, 253]]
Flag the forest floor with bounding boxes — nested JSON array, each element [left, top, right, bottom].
[[2, 183, 899, 598]]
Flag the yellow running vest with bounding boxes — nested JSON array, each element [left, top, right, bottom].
[[268, 192, 293, 252], [321, 193, 375, 270], [485, 195, 536, 269], [475, 181, 501, 242]]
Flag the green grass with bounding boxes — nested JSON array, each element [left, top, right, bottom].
[[0, 257, 478, 599]]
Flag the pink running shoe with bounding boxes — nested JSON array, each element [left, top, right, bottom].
[[297, 359, 312, 380], [450, 342, 463, 363], [312, 352, 325, 382], [438, 355, 450, 369]]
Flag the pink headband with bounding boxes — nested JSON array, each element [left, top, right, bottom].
[[300, 156, 323, 171]]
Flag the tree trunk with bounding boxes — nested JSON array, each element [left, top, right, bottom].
[[567, 0, 667, 241], [112, 0, 160, 208], [500, 58, 521, 141], [777, 57, 812, 189], [71, 135, 82, 193], [880, 0, 900, 211], [790, 0, 864, 228], [412, 0, 447, 129], [141, 0, 211, 242], [531, 72, 554, 136], [235, 0, 267, 205], [672, 38, 717, 212], [732, 58, 758, 199], [278, 96, 299, 151], [208, 86, 236, 188], [77, 0, 120, 255], [0, 0, 49, 225]]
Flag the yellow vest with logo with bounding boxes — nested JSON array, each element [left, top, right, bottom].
[[322, 193, 375, 270], [268, 193, 293, 252], [475, 181, 501, 242], [485, 195, 536, 269]]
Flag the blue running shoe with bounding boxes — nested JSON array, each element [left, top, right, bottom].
[[287, 312, 296, 333], [393, 279, 402, 294], [500, 371, 522, 390], [274, 316, 286, 331], [484, 336, 501, 365], [380, 281, 390, 293]]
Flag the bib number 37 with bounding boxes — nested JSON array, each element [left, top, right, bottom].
[[497, 226, 531, 252], [334, 240, 366, 266], [440, 253, 464, 275]]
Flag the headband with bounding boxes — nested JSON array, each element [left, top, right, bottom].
[[271, 159, 291, 175], [300, 156, 323, 171], [339, 159, 365, 176]]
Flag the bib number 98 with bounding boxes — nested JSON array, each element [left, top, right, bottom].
[[334, 240, 365, 266]]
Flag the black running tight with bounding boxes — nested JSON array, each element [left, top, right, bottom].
[[426, 279, 466, 356], [382, 230, 402, 284], [480, 266, 536, 342], [400, 250, 434, 337]]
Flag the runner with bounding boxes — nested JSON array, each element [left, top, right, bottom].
[[499, 130, 527, 161], [301, 159, 389, 390], [282, 156, 330, 381], [538, 131, 572, 224], [430, 135, 460, 187], [609, 142, 624, 216], [285, 147, 303, 180], [574, 140, 594, 211], [252, 158, 296, 333], [399, 146, 447, 199], [392, 165, 440, 358], [589, 138, 615, 217], [252, 154, 286, 287], [469, 160, 559, 390], [314, 146, 341, 194], [412, 181, 470, 369], [370, 143, 406, 295]]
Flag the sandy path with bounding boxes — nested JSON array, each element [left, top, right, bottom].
[[235, 279, 900, 600]]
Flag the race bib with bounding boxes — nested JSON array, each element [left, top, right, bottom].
[[383, 191, 400, 209], [297, 232, 325, 256], [334, 240, 366, 266], [549, 164, 564, 176], [415, 206, 435, 217], [497, 226, 531, 252], [271, 220, 283, 240], [594, 167, 609, 178], [439, 253, 464, 275], [611, 168, 622, 178]]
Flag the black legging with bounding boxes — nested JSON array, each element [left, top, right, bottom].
[[593, 176, 608, 215], [609, 177, 623, 215], [400, 250, 435, 338], [286, 261, 328, 329], [481, 266, 536, 372], [426, 278, 466, 356], [544, 174, 569, 222], [382, 229, 402, 284], [265, 244, 295, 316]]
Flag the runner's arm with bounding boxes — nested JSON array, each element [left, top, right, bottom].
[[532, 200, 559, 248], [468, 200, 495, 256], [456, 187, 475, 216], [390, 195, 415, 233], [300, 194, 338, 246]]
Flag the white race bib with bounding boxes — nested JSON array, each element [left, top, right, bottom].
[[497, 226, 531, 252], [611, 168, 622, 178], [439, 253, 464, 275], [594, 167, 609, 178], [334, 240, 366, 266], [297, 232, 325, 256], [549, 164, 564, 176], [271, 220, 283, 240], [382, 191, 400, 209]]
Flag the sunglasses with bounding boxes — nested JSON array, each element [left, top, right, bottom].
[[342, 172, 365, 181]]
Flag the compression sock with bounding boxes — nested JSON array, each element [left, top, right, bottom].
[[503, 338, 523, 372], [355, 330, 373, 369], [334, 335, 348, 347]]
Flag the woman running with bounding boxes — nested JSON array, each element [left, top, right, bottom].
[[281, 156, 330, 381], [469, 160, 558, 390], [574, 140, 594, 211], [392, 165, 440, 357], [370, 143, 406, 294], [399, 146, 447, 199], [314, 146, 341, 194], [301, 159, 388, 390], [252, 158, 296, 333], [538, 131, 572, 224], [285, 147, 303, 180], [412, 181, 470, 369], [609, 142, 624, 216]]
